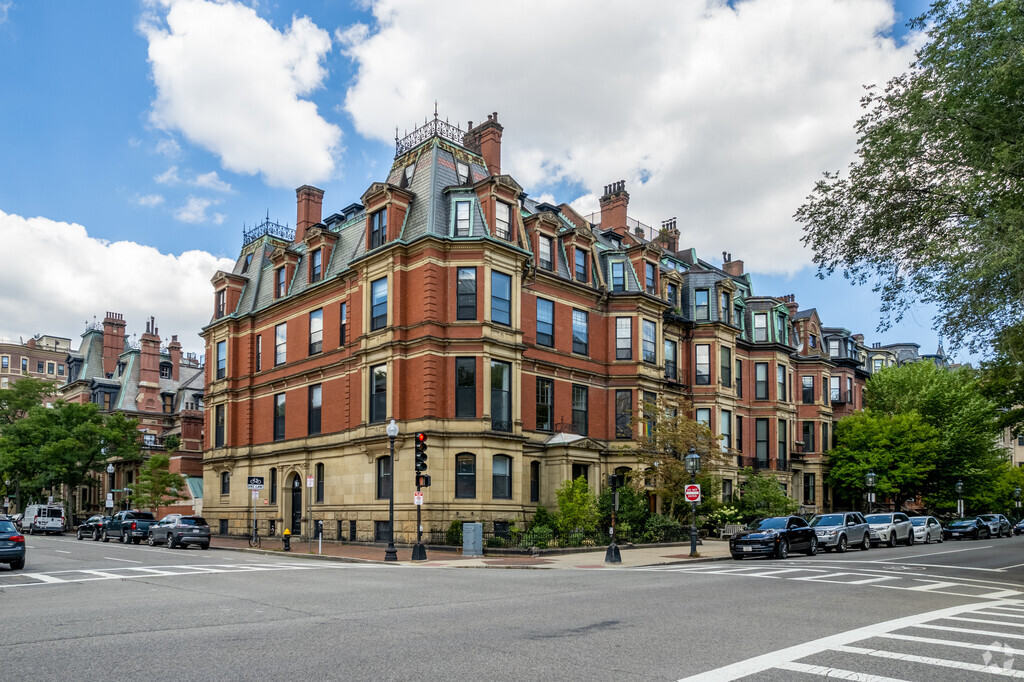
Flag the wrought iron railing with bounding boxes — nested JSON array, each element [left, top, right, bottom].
[[243, 217, 294, 246], [424, 525, 695, 550], [396, 116, 466, 157]]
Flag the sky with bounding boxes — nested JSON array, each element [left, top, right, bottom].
[[0, 0, 954, 362]]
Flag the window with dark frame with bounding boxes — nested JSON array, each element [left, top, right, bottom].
[[493, 455, 512, 499], [216, 340, 226, 379], [455, 358, 476, 418], [664, 339, 677, 380], [696, 408, 711, 428], [273, 393, 286, 441], [822, 422, 830, 452], [803, 473, 815, 504], [666, 282, 678, 308], [214, 404, 225, 448], [803, 420, 815, 452], [455, 453, 476, 498], [491, 271, 511, 326], [755, 418, 769, 465], [721, 409, 732, 449], [370, 364, 387, 423], [737, 415, 744, 452], [310, 249, 322, 283], [536, 298, 554, 347], [241, 253, 253, 274], [695, 289, 709, 320], [455, 201, 471, 237], [270, 467, 277, 504], [456, 161, 470, 184], [457, 268, 477, 320], [572, 463, 589, 483], [315, 462, 324, 503], [530, 461, 540, 502], [802, 375, 814, 404], [255, 334, 262, 371], [494, 202, 511, 240], [308, 384, 322, 436], [720, 292, 731, 325], [572, 384, 588, 436], [778, 418, 788, 466], [340, 302, 348, 345], [720, 346, 731, 387], [642, 320, 657, 363], [615, 389, 632, 439], [777, 365, 786, 402], [215, 289, 226, 318], [536, 378, 553, 431], [735, 359, 743, 397], [309, 308, 323, 355], [616, 317, 632, 360], [376, 456, 391, 499], [572, 309, 588, 355], [276, 267, 286, 298], [371, 277, 388, 330], [491, 360, 512, 432], [723, 479, 733, 503], [370, 209, 387, 248], [611, 262, 625, 291], [221, 471, 230, 495], [575, 248, 588, 282], [645, 262, 656, 294], [695, 344, 710, 385], [539, 235, 553, 270]]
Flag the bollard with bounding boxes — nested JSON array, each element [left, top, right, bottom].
[[283, 528, 291, 552]]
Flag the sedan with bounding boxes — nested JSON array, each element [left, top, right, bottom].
[[76, 515, 112, 541], [978, 514, 1012, 538], [148, 515, 211, 549], [943, 517, 990, 540], [730, 516, 818, 560], [0, 516, 26, 570], [910, 516, 943, 544], [866, 512, 915, 547], [1014, 519, 1024, 536]]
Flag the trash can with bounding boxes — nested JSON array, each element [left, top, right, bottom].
[[462, 522, 483, 557]]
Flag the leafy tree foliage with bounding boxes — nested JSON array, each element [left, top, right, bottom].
[[597, 480, 651, 531], [554, 476, 599, 534], [131, 454, 187, 511], [0, 377, 54, 428], [736, 468, 799, 520], [796, 0, 1024, 356]]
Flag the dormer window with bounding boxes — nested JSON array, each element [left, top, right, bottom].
[[721, 292, 731, 325], [666, 282, 678, 307], [241, 253, 253, 274], [455, 201, 471, 237], [575, 248, 588, 282], [370, 209, 387, 249], [456, 161, 469, 184], [695, 289, 709, 320], [494, 202, 511, 240], [275, 267, 286, 298], [310, 249, 322, 283], [645, 263, 656, 294], [829, 339, 839, 357], [539, 235, 553, 270], [809, 335, 817, 349], [159, 362, 172, 379], [404, 163, 415, 187], [215, 289, 226, 319], [611, 262, 625, 292]]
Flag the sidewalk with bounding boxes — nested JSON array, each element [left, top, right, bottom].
[[212, 535, 734, 569]]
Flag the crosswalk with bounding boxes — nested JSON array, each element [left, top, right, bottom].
[[637, 561, 1023, 600], [0, 561, 359, 588], [682, 599, 1024, 680]]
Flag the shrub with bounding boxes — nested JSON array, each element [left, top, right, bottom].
[[528, 505, 558, 531], [524, 524, 553, 549], [555, 476, 599, 534], [445, 519, 463, 546], [485, 536, 508, 548], [645, 514, 683, 542]]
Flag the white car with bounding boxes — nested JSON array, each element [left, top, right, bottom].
[[910, 515, 943, 544], [866, 512, 915, 547]]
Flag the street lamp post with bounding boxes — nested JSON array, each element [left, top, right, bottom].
[[1015, 487, 1021, 520], [385, 419, 399, 562], [106, 463, 115, 512], [865, 470, 876, 514], [956, 479, 964, 518], [684, 447, 701, 558]]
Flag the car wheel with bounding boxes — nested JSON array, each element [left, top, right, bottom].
[[200, 542, 209, 550], [122, 531, 129, 544], [836, 536, 848, 553], [806, 537, 818, 556], [102, 530, 110, 543], [92, 529, 100, 541], [9, 557, 24, 571], [887, 532, 897, 548], [981, 529, 990, 540], [776, 539, 789, 560], [167, 535, 177, 549], [906, 530, 914, 546], [860, 533, 870, 551], [147, 534, 155, 547], [77, 529, 83, 540], [938, 533, 944, 543]]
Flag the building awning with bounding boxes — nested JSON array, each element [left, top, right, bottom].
[[186, 476, 203, 500]]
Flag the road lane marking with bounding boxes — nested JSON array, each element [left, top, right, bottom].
[[776, 661, 910, 681], [876, 632, 1024, 655], [103, 557, 142, 563], [23, 573, 66, 584], [908, 581, 958, 591], [54, 550, 71, 554], [80, 570, 127, 579], [944, 615, 1024, 628], [998, 562, 1024, 570], [833, 644, 1024, 678], [867, 545, 994, 562], [913, 623, 1024, 640], [0, 561, 356, 588]]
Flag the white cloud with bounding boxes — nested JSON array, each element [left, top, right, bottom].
[[155, 165, 180, 184], [155, 137, 181, 158], [175, 196, 223, 224], [135, 193, 165, 207], [191, 171, 232, 192], [0, 2, 11, 25], [0, 210, 233, 355], [342, 0, 922, 275], [140, 0, 342, 188]]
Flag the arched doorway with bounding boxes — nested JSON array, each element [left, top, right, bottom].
[[290, 474, 302, 536]]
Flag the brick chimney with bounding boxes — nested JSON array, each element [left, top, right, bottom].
[[136, 317, 161, 413], [722, 252, 744, 277], [658, 218, 679, 251], [101, 312, 126, 378], [464, 112, 503, 176], [599, 180, 629, 235], [781, 294, 799, 318], [853, 333, 865, 344], [167, 334, 182, 382], [295, 185, 325, 243]]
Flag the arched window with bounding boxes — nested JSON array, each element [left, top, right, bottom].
[[530, 461, 540, 502], [615, 466, 632, 480], [220, 471, 230, 495], [455, 453, 476, 499], [315, 462, 325, 503], [493, 455, 512, 499], [376, 456, 391, 500]]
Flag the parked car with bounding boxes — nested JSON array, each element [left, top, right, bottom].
[[809, 511, 871, 552], [943, 517, 990, 540], [730, 516, 818, 559], [10, 513, 23, 530], [76, 515, 112, 541], [148, 515, 211, 550], [103, 511, 157, 544], [22, 503, 66, 535], [866, 512, 915, 547], [978, 514, 1012, 538], [1014, 519, 1024, 536], [0, 516, 26, 570], [909, 516, 944, 544]]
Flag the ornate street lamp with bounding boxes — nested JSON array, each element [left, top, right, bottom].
[[955, 479, 964, 518], [385, 419, 399, 562], [684, 447, 701, 557], [865, 470, 876, 513], [1014, 487, 1021, 517]]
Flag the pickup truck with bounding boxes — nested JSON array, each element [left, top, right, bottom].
[[102, 511, 157, 544]]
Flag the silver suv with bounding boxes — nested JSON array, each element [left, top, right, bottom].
[[809, 511, 871, 552], [866, 512, 914, 547]]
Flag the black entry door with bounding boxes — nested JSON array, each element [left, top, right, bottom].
[[290, 476, 302, 535]]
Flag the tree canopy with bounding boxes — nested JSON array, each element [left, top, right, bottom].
[[796, 0, 1024, 356], [132, 453, 187, 512], [735, 468, 799, 520], [0, 377, 54, 428]]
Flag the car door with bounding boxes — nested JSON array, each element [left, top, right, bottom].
[[791, 517, 812, 550], [894, 513, 909, 540], [851, 513, 867, 543]]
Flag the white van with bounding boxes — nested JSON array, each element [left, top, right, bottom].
[[23, 504, 66, 535]]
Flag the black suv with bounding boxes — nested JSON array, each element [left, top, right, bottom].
[[77, 515, 112, 541]]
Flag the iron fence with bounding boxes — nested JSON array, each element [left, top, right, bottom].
[[424, 524, 694, 550]]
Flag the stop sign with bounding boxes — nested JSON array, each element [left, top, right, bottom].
[[684, 484, 701, 503]]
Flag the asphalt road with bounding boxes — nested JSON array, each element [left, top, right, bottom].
[[3, 533, 1024, 680]]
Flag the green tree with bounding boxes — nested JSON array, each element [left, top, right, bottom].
[[597, 480, 651, 532], [0, 377, 54, 429], [827, 411, 941, 509], [131, 454, 187, 511], [796, 0, 1024, 357], [736, 468, 799, 520], [554, 476, 598, 534]]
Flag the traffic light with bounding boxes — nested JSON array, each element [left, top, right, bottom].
[[414, 432, 428, 472], [416, 474, 432, 488]]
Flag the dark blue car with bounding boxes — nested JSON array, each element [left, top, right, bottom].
[[730, 516, 818, 560], [0, 516, 26, 570]]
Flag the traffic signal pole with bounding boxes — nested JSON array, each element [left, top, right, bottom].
[[412, 433, 428, 561]]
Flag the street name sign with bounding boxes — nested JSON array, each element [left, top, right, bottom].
[[247, 476, 265, 490], [684, 484, 701, 503]]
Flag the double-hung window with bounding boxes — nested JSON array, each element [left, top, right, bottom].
[[536, 298, 554, 347], [695, 345, 710, 385], [377, 456, 392, 499], [615, 390, 632, 439], [491, 361, 512, 432], [777, 365, 787, 401], [572, 385, 588, 436], [696, 408, 711, 427], [455, 201, 471, 237], [615, 318, 632, 360], [273, 393, 286, 441], [536, 378, 553, 431], [255, 334, 262, 371], [274, 323, 287, 365], [755, 418, 769, 465], [830, 376, 841, 402], [309, 309, 323, 355], [308, 384, 322, 436], [575, 249, 588, 282], [695, 289, 709, 320], [494, 202, 511, 239], [572, 309, 588, 355], [720, 292, 730, 324], [491, 271, 511, 326], [315, 463, 324, 503], [456, 454, 475, 498], [735, 359, 743, 397], [720, 347, 731, 387], [721, 409, 732, 449], [611, 262, 625, 291], [664, 339, 677, 380], [753, 313, 768, 341], [214, 404, 225, 448], [642, 320, 657, 363], [755, 362, 768, 399], [539, 235, 553, 270], [803, 421, 815, 452], [778, 419, 788, 465], [776, 315, 786, 343], [846, 377, 853, 404], [371, 277, 388, 330], [493, 456, 512, 499], [456, 161, 469, 184], [457, 268, 476, 320], [216, 340, 226, 380], [340, 302, 348, 345], [801, 376, 814, 404], [645, 263, 656, 294], [666, 282, 678, 308], [822, 422, 830, 451], [456, 358, 476, 418], [310, 249, 322, 283], [369, 364, 387, 423], [275, 267, 286, 298], [828, 339, 839, 357], [370, 209, 387, 248], [215, 289, 226, 318]]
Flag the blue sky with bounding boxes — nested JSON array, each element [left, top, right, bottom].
[[0, 0, 955, 360]]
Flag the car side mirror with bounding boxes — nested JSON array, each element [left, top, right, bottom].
[[847, 520, 856, 526]]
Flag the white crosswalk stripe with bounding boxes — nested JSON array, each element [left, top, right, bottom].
[[0, 561, 367, 587]]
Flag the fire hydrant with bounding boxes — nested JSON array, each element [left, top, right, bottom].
[[283, 528, 291, 552]]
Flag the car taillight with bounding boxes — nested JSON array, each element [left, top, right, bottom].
[[131, 522, 137, 530], [10, 535, 24, 543]]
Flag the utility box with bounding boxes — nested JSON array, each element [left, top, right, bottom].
[[462, 522, 483, 557]]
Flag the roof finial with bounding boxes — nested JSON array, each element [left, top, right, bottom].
[[395, 126, 399, 143], [434, 100, 438, 119]]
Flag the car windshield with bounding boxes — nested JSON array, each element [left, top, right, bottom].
[[0, 520, 16, 533], [950, 518, 974, 525], [809, 514, 844, 527], [865, 515, 892, 524], [978, 515, 997, 521], [910, 517, 927, 526], [748, 518, 787, 530]]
